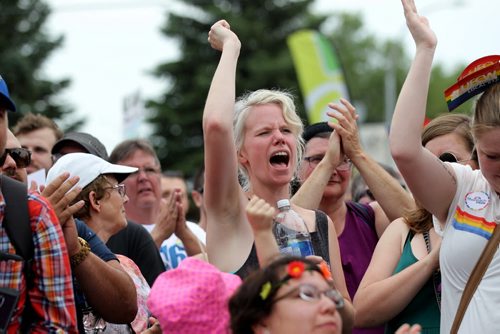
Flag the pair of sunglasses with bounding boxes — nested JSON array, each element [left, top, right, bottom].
[[438, 152, 472, 164], [0, 148, 32, 168]]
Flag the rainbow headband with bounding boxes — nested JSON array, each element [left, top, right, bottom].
[[444, 55, 500, 111]]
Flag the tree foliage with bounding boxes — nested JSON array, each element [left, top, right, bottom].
[[148, 0, 326, 176], [0, 0, 83, 130], [149, 1, 467, 177], [323, 12, 466, 122]]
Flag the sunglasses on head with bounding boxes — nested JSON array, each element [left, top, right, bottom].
[[438, 152, 472, 164], [0, 148, 32, 168]]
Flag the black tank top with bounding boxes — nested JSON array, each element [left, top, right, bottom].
[[234, 210, 330, 279]]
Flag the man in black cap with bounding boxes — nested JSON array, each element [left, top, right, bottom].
[[52, 131, 109, 161]]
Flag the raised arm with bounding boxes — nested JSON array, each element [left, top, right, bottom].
[[389, 0, 456, 222], [292, 129, 341, 208], [327, 98, 415, 235], [203, 20, 242, 214], [203, 20, 253, 271]]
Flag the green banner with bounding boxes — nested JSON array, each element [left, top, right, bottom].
[[287, 30, 350, 124]]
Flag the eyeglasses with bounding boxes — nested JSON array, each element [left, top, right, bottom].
[[0, 148, 32, 168], [438, 152, 473, 164], [130, 166, 160, 177], [104, 184, 126, 197], [273, 284, 344, 309], [303, 155, 352, 171]]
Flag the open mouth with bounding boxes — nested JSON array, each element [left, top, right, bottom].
[[138, 187, 153, 195], [270, 151, 290, 167]]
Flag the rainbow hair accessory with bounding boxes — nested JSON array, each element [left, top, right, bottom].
[[444, 55, 500, 111]]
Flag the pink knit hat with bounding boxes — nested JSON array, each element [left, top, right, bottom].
[[148, 257, 242, 333]]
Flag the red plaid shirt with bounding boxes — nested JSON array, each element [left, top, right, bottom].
[[0, 190, 77, 333]]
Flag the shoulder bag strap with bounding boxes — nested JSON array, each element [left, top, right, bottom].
[[423, 230, 441, 310], [450, 224, 500, 334], [1, 175, 32, 259]]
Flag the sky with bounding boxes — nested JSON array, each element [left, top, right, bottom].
[[43, 0, 498, 153]]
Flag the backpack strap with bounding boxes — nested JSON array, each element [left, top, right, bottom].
[[1, 175, 32, 259], [0, 175, 34, 332]]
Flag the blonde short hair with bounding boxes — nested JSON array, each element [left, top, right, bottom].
[[233, 89, 304, 191]]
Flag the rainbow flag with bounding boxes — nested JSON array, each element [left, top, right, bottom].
[[445, 55, 500, 111], [287, 30, 350, 124]]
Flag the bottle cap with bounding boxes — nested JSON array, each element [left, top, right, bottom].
[[277, 199, 291, 209]]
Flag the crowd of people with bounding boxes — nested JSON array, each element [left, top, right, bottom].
[[1, 0, 499, 332]]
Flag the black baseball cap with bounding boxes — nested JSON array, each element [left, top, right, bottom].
[[302, 122, 333, 143], [52, 131, 109, 160]]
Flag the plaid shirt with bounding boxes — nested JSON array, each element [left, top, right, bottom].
[[0, 190, 77, 333]]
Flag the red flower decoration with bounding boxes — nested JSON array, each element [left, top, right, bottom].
[[287, 261, 306, 278], [319, 261, 332, 281]]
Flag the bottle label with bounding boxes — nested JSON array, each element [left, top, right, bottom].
[[279, 240, 314, 257]]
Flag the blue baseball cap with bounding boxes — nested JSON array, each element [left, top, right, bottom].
[[0, 75, 17, 112]]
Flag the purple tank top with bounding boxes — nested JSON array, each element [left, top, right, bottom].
[[340, 202, 384, 334]]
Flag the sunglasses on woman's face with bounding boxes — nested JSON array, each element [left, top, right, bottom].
[[0, 148, 32, 168]]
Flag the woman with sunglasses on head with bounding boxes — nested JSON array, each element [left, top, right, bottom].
[[421, 113, 478, 170], [354, 113, 477, 333], [390, 0, 500, 332], [203, 19, 354, 332]]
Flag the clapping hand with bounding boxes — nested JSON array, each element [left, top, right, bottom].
[[151, 189, 181, 248]]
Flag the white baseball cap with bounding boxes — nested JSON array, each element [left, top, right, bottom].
[[47, 152, 138, 189]]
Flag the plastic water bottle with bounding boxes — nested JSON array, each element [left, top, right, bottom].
[[273, 199, 314, 257]]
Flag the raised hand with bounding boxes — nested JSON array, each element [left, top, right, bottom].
[[208, 19, 241, 52], [246, 195, 276, 234], [40, 172, 85, 256], [326, 98, 361, 161], [402, 0, 437, 50], [150, 190, 180, 248], [173, 189, 188, 237], [395, 323, 422, 334], [41, 172, 85, 225]]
